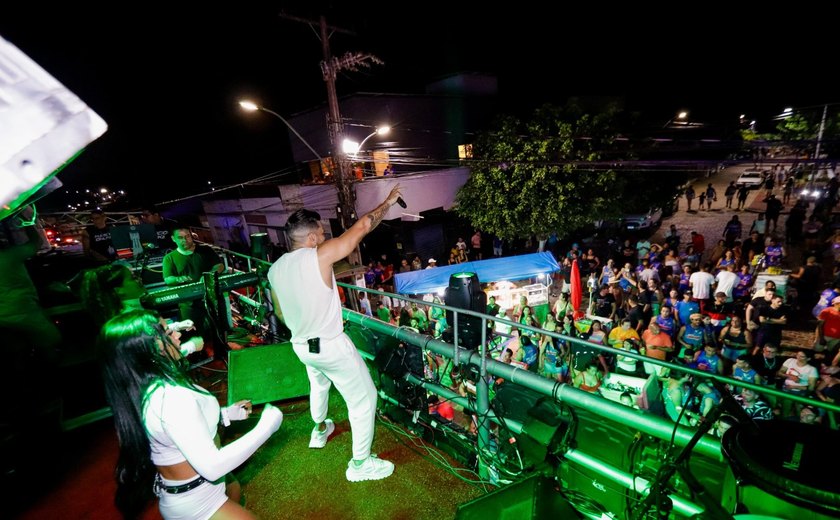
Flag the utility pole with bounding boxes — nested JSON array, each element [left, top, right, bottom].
[[281, 12, 382, 265], [814, 104, 827, 174]]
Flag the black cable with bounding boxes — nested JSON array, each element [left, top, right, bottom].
[[668, 378, 699, 450]]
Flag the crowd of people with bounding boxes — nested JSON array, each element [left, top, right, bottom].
[[357, 203, 840, 436]]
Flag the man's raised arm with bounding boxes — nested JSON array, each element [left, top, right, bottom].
[[318, 185, 402, 265]]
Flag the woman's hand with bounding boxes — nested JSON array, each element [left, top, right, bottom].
[[222, 400, 253, 423], [260, 403, 284, 433], [169, 320, 195, 332], [184, 336, 204, 353]]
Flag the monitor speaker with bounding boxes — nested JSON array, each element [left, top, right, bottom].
[[493, 383, 543, 424], [455, 474, 579, 519], [559, 459, 628, 520], [558, 407, 638, 519], [519, 397, 568, 468], [722, 420, 840, 518], [444, 272, 486, 349], [228, 343, 309, 405]]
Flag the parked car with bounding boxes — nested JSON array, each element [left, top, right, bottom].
[[661, 190, 682, 218], [736, 169, 767, 189], [621, 207, 663, 232]]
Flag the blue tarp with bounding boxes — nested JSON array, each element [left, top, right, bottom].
[[394, 252, 561, 295]]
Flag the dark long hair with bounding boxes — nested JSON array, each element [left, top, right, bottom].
[[80, 264, 129, 325], [99, 310, 198, 517]]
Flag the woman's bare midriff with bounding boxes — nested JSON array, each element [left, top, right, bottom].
[[157, 459, 198, 481]]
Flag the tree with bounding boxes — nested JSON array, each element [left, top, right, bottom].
[[456, 102, 624, 241]]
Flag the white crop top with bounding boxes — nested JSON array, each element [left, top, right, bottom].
[[143, 382, 280, 482], [267, 247, 343, 342]]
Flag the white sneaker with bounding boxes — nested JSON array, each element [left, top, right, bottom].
[[345, 455, 395, 482], [308, 419, 334, 448]]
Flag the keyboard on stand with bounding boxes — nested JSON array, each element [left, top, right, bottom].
[[142, 271, 260, 308]]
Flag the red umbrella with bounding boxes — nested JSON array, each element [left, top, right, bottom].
[[570, 259, 584, 319]]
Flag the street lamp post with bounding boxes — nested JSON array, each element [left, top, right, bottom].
[[343, 126, 391, 157], [238, 100, 323, 161], [238, 99, 364, 263], [663, 110, 689, 129], [342, 126, 391, 178]]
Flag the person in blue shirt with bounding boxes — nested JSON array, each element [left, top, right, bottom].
[[514, 335, 539, 372], [675, 290, 700, 327]]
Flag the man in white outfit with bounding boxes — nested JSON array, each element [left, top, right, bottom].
[[268, 185, 402, 482]]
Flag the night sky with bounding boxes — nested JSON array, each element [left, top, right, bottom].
[[2, 3, 834, 207]]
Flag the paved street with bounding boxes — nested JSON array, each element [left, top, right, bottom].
[[651, 163, 819, 348], [651, 163, 792, 263]]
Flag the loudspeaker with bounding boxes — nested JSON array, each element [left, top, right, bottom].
[[455, 474, 579, 519], [560, 460, 628, 519], [494, 383, 543, 424], [722, 420, 840, 518], [519, 397, 568, 468], [374, 341, 426, 411], [558, 407, 638, 519], [249, 232, 269, 260], [227, 343, 309, 405], [445, 272, 487, 349]]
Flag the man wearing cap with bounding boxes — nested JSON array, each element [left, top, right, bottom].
[[705, 292, 733, 334], [674, 290, 699, 327], [676, 313, 706, 362], [425, 258, 437, 269], [816, 296, 840, 354]]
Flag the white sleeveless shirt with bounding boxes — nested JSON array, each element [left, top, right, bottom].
[[267, 247, 343, 342]]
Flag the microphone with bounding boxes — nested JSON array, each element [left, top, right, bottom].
[[396, 197, 407, 208]]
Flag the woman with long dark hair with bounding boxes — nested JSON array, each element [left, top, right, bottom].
[[100, 310, 283, 519], [81, 263, 204, 354]]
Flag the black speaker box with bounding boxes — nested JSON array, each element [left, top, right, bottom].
[[519, 397, 568, 468], [493, 383, 544, 424], [445, 275, 487, 349], [558, 407, 638, 519], [455, 474, 580, 519], [569, 407, 635, 468], [227, 343, 309, 405], [560, 460, 628, 520]]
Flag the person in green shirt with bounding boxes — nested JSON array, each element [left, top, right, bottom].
[[376, 301, 392, 323]]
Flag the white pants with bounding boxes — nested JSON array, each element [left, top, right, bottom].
[[293, 334, 378, 461], [157, 476, 227, 520]]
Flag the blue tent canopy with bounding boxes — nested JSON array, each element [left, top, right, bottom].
[[394, 252, 561, 295]]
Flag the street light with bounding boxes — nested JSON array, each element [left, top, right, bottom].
[[663, 110, 689, 129], [238, 100, 323, 161], [342, 125, 390, 157]]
